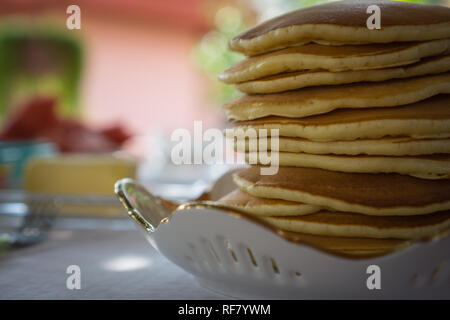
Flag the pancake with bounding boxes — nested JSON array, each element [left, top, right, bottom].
[[237, 55, 450, 94], [224, 73, 450, 121], [214, 191, 414, 257], [244, 152, 450, 179], [217, 188, 321, 216], [236, 136, 450, 156], [233, 166, 450, 216], [229, 0, 450, 56], [270, 232, 410, 258], [220, 40, 450, 84], [262, 210, 450, 240], [230, 95, 450, 141], [214, 190, 413, 257]]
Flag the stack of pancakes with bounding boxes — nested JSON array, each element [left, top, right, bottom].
[[216, 0, 450, 257]]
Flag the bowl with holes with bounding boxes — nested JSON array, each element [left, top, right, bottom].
[[115, 170, 450, 299]]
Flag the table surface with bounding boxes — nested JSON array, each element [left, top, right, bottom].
[[0, 218, 228, 300]]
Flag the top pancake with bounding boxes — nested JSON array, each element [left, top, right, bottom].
[[219, 39, 450, 84], [230, 0, 450, 56]]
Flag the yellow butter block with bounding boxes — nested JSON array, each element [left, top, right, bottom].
[[24, 153, 136, 196]]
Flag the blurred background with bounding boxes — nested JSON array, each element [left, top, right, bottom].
[[0, 0, 449, 299], [0, 0, 448, 232]]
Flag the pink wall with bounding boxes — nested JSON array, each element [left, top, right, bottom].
[[80, 13, 225, 140]]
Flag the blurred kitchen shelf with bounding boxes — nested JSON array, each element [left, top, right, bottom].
[[0, 190, 120, 205], [0, 189, 121, 207], [0, 213, 134, 232], [0, 189, 135, 232], [0, 189, 126, 222]]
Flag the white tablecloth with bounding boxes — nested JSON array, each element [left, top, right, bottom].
[[0, 219, 228, 299]]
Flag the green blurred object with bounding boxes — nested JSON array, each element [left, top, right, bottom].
[[0, 233, 10, 254], [192, 5, 247, 106], [0, 18, 83, 123]]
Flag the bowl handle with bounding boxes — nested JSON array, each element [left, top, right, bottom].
[[114, 178, 174, 233]]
